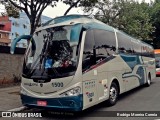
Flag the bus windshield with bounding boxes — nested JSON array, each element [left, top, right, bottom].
[[23, 26, 80, 79]]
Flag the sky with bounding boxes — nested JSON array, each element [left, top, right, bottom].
[[0, 0, 154, 19], [0, 1, 84, 18], [42, 0, 154, 18], [43, 1, 84, 18]]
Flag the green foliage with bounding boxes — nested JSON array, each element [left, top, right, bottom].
[[119, 1, 154, 40], [93, 0, 154, 40], [62, 0, 98, 15], [149, 0, 160, 48], [5, 4, 20, 18]]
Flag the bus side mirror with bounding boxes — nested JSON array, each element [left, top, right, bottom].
[[10, 35, 35, 54]]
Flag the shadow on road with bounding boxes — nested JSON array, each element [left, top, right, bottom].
[[118, 82, 155, 101]]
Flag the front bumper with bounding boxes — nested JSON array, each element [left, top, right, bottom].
[[21, 94, 83, 111]]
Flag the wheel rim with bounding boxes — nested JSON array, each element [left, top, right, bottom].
[[110, 86, 117, 102]]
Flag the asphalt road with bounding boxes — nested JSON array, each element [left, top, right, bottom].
[[2, 77, 160, 120]]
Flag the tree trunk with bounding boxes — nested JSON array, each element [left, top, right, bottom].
[[30, 23, 35, 34], [64, 0, 81, 16]]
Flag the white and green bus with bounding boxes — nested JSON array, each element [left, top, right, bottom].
[[11, 15, 155, 111]]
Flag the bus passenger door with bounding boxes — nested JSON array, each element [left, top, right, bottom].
[[82, 30, 99, 109], [82, 69, 98, 109], [82, 51, 99, 108]]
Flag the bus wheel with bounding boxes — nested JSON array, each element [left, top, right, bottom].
[[146, 74, 151, 87], [107, 82, 118, 106]]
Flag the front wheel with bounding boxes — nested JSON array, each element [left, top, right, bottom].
[[107, 82, 119, 106]]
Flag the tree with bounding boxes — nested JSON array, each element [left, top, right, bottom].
[[94, 0, 122, 26], [1, 0, 58, 35], [90, 0, 154, 40], [5, 3, 20, 18], [150, 0, 160, 48], [118, 1, 154, 40], [62, 0, 98, 16], [0, 0, 99, 34]]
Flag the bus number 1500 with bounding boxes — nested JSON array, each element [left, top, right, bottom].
[[52, 82, 63, 87]]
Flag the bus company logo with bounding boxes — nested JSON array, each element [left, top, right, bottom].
[[86, 92, 94, 98], [24, 83, 38, 86], [38, 80, 45, 83]]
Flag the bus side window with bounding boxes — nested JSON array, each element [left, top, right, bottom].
[[82, 30, 96, 72], [94, 29, 116, 63], [131, 39, 141, 55], [117, 33, 133, 54]]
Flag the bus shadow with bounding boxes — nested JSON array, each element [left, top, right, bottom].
[[39, 82, 155, 119], [118, 82, 155, 101]]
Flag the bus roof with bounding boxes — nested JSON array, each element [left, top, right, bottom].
[[37, 14, 115, 32], [36, 15, 153, 49]]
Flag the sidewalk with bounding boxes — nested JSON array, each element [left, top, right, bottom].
[[0, 86, 22, 111]]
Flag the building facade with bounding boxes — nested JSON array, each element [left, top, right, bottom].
[[0, 16, 11, 46], [0, 12, 51, 47]]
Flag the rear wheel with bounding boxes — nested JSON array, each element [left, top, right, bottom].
[[107, 82, 119, 106], [145, 74, 151, 87]]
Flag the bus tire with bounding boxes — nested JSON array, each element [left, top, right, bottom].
[[107, 82, 118, 106], [145, 73, 151, 87]]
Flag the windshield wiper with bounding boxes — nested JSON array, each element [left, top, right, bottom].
[[39, 33, 60, 77]]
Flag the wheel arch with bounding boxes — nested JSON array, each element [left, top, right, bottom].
[[111, 78, 120, 95]]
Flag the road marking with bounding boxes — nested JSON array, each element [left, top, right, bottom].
[[7, 106, 27, 112]]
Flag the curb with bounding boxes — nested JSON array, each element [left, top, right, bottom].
[[8, 106, 27, 112]]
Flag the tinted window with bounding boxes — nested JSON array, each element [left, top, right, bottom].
[[23, 26, 80, 79], [82, 30, 96, 71], [131, 39, 141, 55], [148, 46, 154, 58], [117, 33, 133, 54], [94, 30, 116, 60], [117, 33, 154, 57], [141, 44, 154, 57], [82, 29, 116, 72]]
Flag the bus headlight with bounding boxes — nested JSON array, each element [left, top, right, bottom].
[[60, 86, 81, 97]]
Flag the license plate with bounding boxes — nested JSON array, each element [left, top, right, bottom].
[[37, 101, 47, 106]]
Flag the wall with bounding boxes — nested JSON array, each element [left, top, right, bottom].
[[0, 53, 24, 85]]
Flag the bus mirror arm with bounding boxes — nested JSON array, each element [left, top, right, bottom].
[[10, 35, 35, 54]]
